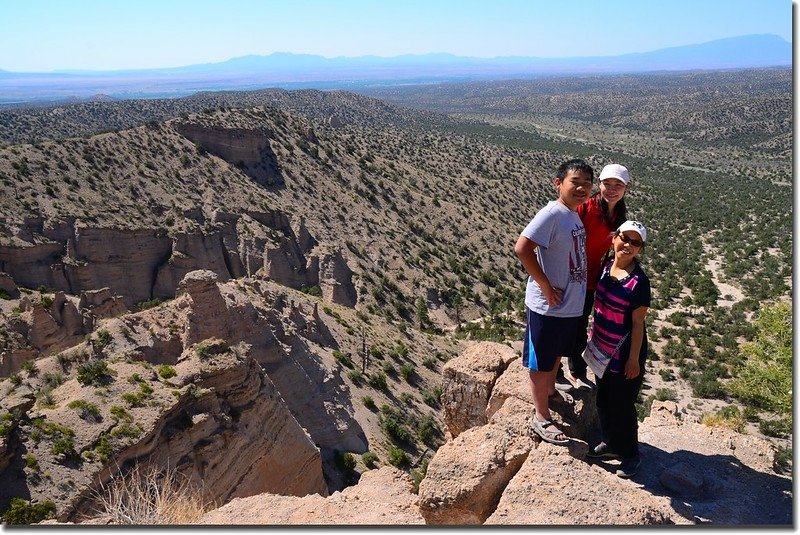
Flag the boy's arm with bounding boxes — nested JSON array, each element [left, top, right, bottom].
[[514, 235, 562, 306]]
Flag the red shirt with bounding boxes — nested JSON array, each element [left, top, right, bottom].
[[578, 196, 614, 290]]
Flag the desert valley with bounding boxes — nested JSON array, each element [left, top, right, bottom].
[[0, 65, 792, 525]]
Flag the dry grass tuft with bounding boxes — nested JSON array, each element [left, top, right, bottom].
[[92, 463, 213, 525]]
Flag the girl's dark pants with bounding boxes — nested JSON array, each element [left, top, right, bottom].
[[595, 349, 646, 459], [567, 289, 595, 379]]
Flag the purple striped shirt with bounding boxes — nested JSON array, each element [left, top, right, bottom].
[[589, 259, 650, 373]]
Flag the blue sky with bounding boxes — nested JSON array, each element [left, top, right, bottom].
[[0, 0, 792, 72]]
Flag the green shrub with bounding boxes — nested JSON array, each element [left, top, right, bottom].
[[654, 388, 678, 402], [386, 446, 410, 468], [347, 369, 363, 383], [333, 350, 354, 369], [136, 298, 163, 311], [422, 386, 442, 408], [361, 451, 379, 468], [95, 434, 113, 463], [410, 459, 429, 493], [195, 339, 228, 359], [361, 396, 376, 411], [658, 368, 676, 381], [422, 357, 437, 370], [50, 435, 78, 461], [110, 423, 143, 439], [759, 417, 791, 439], [636, 394, 655, 422], [701, 406, 745, 432], [36, 389, 56, 408], [20, 359, 39, 376], [122, 392, 145, 407], [774, 446, 792, 475], [9, 373, 22, 386], [67, 399, 102, 422], [157, 365, 177, 379], [300, 285, 322, 297], [76, 359, 113, 386], [416, 414, 441, 447], [2, 497, 56, 524], [110, 405, 133, 423], [689, 371, 724, 399], [42, 372, 63, 389], [334, 451, 357, 472], [24, 453, 39, 470], [367, 372, 388, 391], [399, 363, 415, 382], [380, 407, 412, 445], [729, 303, 792, 417], [95, 329, 112, 349]]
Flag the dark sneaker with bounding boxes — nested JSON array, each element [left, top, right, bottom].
[[587, 442, 620, 460], [616, 456, 641, 478]]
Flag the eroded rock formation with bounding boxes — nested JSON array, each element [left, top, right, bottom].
[[0, 210, 355, 311], [0, 270, 364, 520]]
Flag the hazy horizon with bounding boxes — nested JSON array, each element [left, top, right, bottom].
[[0, 0, 791, 73]]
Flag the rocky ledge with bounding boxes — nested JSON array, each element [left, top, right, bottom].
[[199, 341, 792, 526]]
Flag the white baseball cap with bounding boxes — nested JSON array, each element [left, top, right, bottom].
[[599, 164, 630, 185], [617, 220, 647, 243]]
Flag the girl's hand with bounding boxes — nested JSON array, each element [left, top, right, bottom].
[[624, 357, 640, 379]]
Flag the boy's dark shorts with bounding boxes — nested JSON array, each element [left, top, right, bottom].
[[522, 308, 581, 372]]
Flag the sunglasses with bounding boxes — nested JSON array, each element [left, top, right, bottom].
[[617, 233, 643, 248]]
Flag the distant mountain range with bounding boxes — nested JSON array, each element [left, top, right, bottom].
[[0, 34, 790, 105]]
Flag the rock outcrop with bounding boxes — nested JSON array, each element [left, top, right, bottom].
[[0, 213, 356, 311], [175, 123, 283, 188], [190, 340, 791, 527], [0, 288, 129, 377], [200, 467, 424, 525], [0, 270, 365, 520], [418, 341, 792, 526]]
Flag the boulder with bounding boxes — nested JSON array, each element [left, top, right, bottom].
[[418, 421, 533, 524], [440, 342, 516, 439]]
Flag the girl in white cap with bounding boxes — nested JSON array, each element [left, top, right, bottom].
[[585, 220, 650, 478], [564, 163, 630, 390]]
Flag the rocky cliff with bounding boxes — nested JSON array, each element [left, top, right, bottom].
[[0, 211, 358, 378], [197, 341, 792, 526], [0, 270, 372, 521], [0, 211, 354, 312]]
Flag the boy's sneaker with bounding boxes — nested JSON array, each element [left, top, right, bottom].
[[616, 456, 641, 478], [587, 442, 620, 460]]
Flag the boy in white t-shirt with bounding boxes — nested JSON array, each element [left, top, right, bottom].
[[514, 159, 593, 445]]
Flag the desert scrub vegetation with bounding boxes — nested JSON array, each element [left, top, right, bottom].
[[2, 497, 57, 524], [194, 338, 228, 359], [92, 463, 213, 524], [727, 302, 791, 425], [157, 365, 177, 380], [0, 411, 14, 437], [701, 406, 746, 433], [361, 450, 379, 468], [76, 358, 114, 386], [67, 399, 102, 422]]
